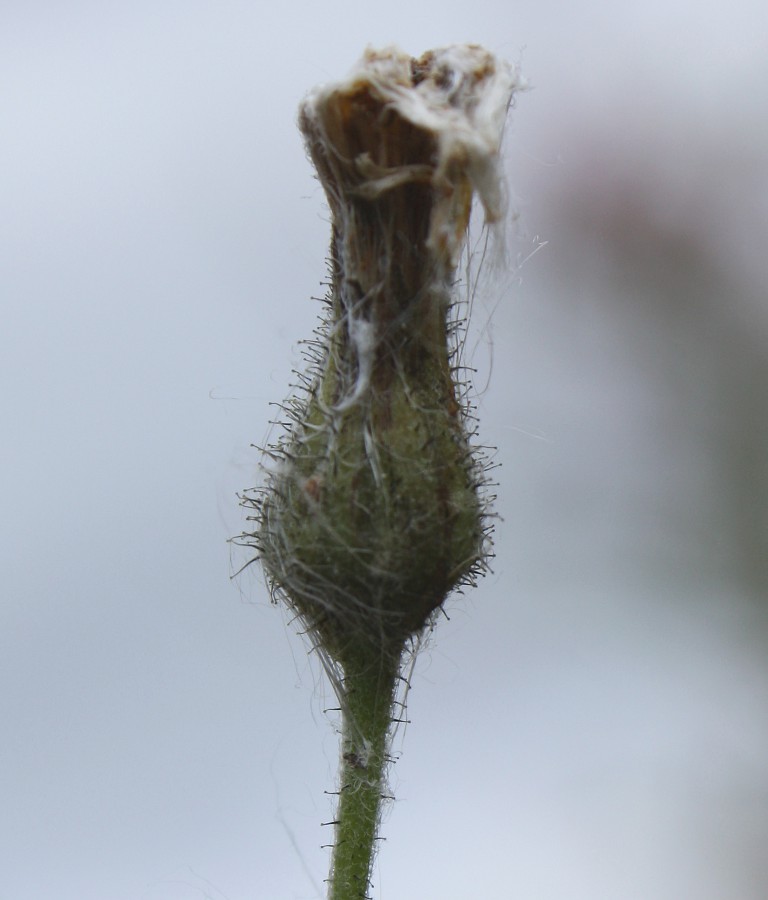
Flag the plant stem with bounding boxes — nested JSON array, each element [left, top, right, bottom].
[[329, 648, 401, 900]]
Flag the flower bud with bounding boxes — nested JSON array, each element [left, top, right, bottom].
[[252, 46, 521, 667]]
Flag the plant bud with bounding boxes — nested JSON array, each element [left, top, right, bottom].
[[252, 46, 521, 667]]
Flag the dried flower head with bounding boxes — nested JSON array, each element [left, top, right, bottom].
[[244, 45, 522, 672]]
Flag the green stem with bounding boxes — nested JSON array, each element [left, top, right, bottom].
[[328, 648, 401, 900]]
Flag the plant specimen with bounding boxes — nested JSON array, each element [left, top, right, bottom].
[[238, 44, 522, 899]]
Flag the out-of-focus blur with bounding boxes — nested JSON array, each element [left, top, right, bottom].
[[1, 2, 766, 898]]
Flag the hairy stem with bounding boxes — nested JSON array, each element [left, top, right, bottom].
[[329, 649, 401, 900]]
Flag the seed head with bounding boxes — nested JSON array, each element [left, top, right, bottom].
[[250, 46, 522, 669]]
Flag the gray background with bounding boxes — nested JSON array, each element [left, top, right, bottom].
[[2, 1, 767, 898]]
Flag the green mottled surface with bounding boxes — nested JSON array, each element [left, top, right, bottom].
[[259, 284, 483, 665]]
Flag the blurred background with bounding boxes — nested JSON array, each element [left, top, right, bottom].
[[1, 1, 767, 898]]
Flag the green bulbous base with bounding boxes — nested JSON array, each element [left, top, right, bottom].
[[259, 338, 484, 666]]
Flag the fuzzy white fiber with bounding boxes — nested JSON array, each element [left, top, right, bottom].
[[301, 44, 525, 264]]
